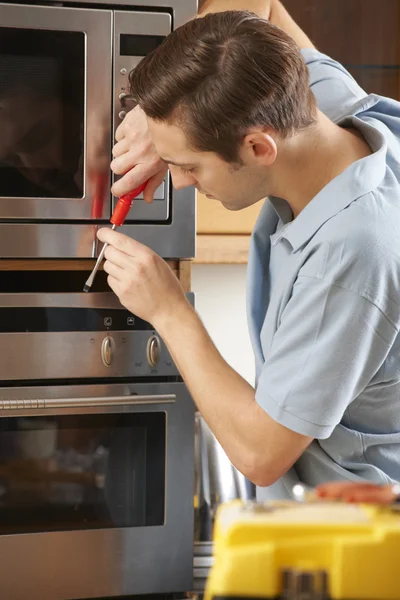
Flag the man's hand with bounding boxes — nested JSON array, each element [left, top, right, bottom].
[[199, 0, 272, 20], [315, 481, 400, 505], [97, 228, 191, 328], [111, 105, 168, 203]]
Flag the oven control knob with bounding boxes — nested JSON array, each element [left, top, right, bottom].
[[147, 335, 161, 367], [101, 336, 115, 367]]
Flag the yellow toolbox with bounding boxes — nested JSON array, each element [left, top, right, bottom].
[[204, 499, 400, 600]]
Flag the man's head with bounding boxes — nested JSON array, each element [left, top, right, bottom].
[[129, 11, 317, 209]]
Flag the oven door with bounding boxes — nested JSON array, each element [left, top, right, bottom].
[[0, 382, 195, 600], [0, 3, 112, 221]]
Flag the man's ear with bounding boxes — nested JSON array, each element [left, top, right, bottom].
[[241, 130, 277, 166]]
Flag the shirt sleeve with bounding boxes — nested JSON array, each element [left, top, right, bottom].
[[302, 48, 367, 122], [255, 275, 398, 439]]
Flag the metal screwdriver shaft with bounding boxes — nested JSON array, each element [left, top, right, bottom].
[[83, 180, 148, 293], [83, 224, 116, 292]]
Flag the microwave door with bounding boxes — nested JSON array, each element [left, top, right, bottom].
[[0, 4, 113, 221]]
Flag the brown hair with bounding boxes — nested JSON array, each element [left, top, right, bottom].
[[129, 11, 317, 164]]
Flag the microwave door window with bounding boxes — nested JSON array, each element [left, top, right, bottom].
[[0, 28, 84, 199]]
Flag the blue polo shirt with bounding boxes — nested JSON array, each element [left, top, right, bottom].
[[247, 48, 400, 500]]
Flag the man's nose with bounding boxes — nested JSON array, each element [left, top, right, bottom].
[[169, 165, 196, 190]]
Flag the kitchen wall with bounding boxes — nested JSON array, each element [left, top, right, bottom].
[[191, 264, 255, 386]]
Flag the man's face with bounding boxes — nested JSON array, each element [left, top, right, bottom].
[[147, 118, 271, 210]]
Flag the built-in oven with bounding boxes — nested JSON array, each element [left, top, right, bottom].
[[0, 0, 197, 258], [0, 287, 195, 600]]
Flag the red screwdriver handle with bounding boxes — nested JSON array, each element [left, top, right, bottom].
[[111, 180, 148, 227]]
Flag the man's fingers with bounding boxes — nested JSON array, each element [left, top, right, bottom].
[[111, 150, 142, 176], [97, 228, 147, 256], [115, 118, 129, 142], [112, 138, 131, 159], [143, 170, 168, 204], [103, 258, 125, 280], [104, 244, 134, 269], [340, 487, 395, 504], [106, 274, 122, 296], [315, 481, 396, 504], [316, 481, 367, 499], [111, 163, 158, 198]]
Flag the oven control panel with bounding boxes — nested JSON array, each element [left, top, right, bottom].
[[0, 306, 179, 381]]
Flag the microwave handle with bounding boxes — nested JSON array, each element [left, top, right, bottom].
[[0, 394, 176, 411]]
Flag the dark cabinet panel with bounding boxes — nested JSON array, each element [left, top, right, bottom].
[[285, 0, 400, 98]]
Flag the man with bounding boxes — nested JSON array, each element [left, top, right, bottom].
[[98, 0, 400, 500]]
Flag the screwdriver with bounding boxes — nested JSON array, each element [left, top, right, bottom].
[[83, 181, 148, 292]]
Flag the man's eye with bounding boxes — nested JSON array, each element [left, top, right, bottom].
[[180, 166, 195, 175]]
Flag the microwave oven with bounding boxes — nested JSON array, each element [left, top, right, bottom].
[[0, 0, 197, 258]]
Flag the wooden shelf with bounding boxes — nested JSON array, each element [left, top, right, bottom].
[[194, 235, 250, 264]]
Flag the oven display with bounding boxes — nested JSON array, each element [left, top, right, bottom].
[[0, 412, 165, 534]]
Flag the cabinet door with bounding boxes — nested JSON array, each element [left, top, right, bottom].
[[285, 0, 400, 99], [197, 192, 263, 235]]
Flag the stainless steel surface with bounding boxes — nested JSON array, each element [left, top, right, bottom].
[[0, 393, 176, 413], [0, 381, 195, 600], [0, 1, 196, 258], [84, 224, 116, 291], [194, 412, 255, 541], [0, 292, 128, 309], [44, 0, 198, 27], [0, 330, 180, 380], [0, 292, 189, 380], [0, 185, 195, 258]]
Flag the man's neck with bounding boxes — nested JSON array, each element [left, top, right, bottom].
[[271, 111, 372, 218]]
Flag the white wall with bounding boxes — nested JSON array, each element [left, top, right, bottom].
[[191, 264, 255, 386]]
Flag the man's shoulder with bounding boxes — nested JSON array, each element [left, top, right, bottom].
[[300, 192, 400, 321]]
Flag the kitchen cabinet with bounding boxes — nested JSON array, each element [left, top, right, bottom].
[[196, 0, 400, 263], [195, 192, 262, 263]]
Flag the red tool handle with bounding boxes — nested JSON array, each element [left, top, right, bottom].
[[111, 181, 148, 227]]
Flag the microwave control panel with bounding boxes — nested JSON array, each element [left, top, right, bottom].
[[113, 11, 172, 222]]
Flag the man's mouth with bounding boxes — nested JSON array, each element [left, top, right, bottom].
[[196, 188, 216, 200]]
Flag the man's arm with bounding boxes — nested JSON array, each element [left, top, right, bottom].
[[269, 1, 315, 49], [156, 301, 313, 487], [97, 228, 312, 488], [198, 0, 314, 49], [199, 0, 271, 21]]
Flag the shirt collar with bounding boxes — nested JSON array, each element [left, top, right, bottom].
[[270, 116, 388, 252]]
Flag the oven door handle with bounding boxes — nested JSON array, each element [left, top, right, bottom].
[[0, 394, 176, 411]]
